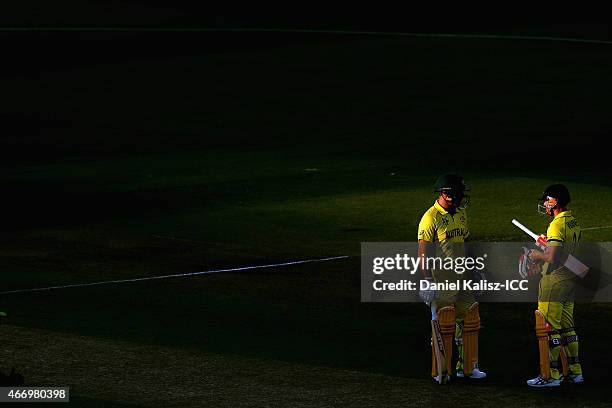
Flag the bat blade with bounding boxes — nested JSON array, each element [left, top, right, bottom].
[[431, 319, 448, 384], [512, 219, 539, 241]]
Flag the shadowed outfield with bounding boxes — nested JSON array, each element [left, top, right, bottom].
[[2, 259, 612, 407], [1, 30, 612, 406]]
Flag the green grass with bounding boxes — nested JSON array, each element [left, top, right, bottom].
[[2, 32, 612, 407]]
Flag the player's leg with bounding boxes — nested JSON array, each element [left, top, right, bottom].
[[541, 301, 563, 381], [528, 301, 562, 387], [453, 300, 466, 375], [452, 291, 473, 375], [455, 300, 485, 379], [462, 302, 485, 378], [560, 301, 583, 383], [528, 274, 563, 387]]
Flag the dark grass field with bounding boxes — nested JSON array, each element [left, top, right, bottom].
[[2, 28, 612, 407]]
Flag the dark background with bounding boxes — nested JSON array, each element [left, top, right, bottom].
[[2, 5, 612, 407], [3, 2, 611, 36], [3, 3, 612, 166]]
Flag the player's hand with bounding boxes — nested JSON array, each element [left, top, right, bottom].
[[519, 247, 541, 279], [419, 277, 435, 304]]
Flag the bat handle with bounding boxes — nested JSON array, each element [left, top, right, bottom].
[[536, 234, 547, 248]]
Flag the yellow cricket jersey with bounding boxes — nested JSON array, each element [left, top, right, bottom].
[[418, 201, 469, 257], [544, 210, 581, 277]]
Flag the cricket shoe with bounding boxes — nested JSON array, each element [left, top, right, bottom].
[[456, 368, 487, 379], [526, 375, 561, 387], [563, 374, 584, 384], [432, 374, 451, 384]]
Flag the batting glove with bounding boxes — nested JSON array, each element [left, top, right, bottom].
[[419, 277, 436, 304]]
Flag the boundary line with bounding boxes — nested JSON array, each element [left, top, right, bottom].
[[583, 226, 612, 231], [0, 255, 350, 295]]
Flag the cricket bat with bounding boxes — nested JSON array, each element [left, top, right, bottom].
[[431, 319, 448, 384], [512, 219, 589, 278]]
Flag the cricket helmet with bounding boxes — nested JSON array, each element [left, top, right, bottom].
[[434, 174, 469, 209], [538, 184, 570, 216]]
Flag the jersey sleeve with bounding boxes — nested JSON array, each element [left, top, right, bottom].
[[418, 212, 436, 242], [546, 219, 565, 247]]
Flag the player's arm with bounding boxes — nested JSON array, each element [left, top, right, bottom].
[[418, 239, 433, 279], [529, 220, 564, 264], [417, 212, 436, 279], [528, 245, 562, 264]]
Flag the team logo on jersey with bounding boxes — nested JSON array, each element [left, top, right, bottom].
[[445, 228, 468, 239], [440, 218, 450, 226], [460, 215, 466, 224]]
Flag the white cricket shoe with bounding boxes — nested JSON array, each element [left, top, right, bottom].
[[527, 375, 561, 387], [456, 368, 487, 379], [564, 374, 584, 384], [470, 368, 487, 379]]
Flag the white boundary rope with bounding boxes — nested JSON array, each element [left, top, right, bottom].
[[583, 226, 612, 231], [0, 255, 349, 295]]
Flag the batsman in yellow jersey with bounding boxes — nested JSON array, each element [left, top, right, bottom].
[[525, 184, 584, 387], [418, 174, 486, 383]]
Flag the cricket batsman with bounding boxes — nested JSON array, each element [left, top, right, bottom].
[[524, 184, 584, 387], [418, 174, 486, 382]]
